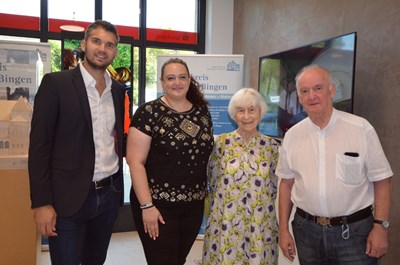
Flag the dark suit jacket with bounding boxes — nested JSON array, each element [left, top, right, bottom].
[[28, 66, 125, 217]]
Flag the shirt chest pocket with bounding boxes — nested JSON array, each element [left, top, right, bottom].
[[335, 154, 363, 185]]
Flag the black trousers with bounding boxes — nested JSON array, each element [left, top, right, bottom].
[[130, 190, 204, 265]]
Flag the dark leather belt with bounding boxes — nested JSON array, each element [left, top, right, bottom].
[[92, 172, 119, 190], [296, 206, 372, 226]]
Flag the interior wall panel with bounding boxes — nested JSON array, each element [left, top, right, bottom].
[[233, 1, 400, 264]]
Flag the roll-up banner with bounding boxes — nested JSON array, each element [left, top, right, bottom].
[[0, 40, 50, 168], [0, 40, 51, 104], [157, 54, 244, 135]]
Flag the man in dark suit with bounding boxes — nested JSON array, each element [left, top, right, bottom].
[[28, 20, 125, 265]]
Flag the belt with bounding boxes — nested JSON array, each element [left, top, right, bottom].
[[92, 172, 119, 190], [296, 206, 372, 226]]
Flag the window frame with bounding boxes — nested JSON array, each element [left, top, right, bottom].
[[0, 0, 206, 232], [0, 0, 205, 107]]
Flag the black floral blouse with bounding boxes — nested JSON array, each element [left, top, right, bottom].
[[130, 97, 214, 204]]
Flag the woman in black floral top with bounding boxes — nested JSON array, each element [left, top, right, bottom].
[[126, 58, 214, 265]]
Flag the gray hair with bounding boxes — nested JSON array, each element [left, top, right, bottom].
[[228, 88, 268, 121]]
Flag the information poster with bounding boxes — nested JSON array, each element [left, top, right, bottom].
[[0, 40, 50, 103], [0, 40, 51, 169], [157, 54, 244, 135]]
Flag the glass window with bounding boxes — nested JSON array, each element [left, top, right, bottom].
[[48, 0, 95, 22], [0, 36, 40, 43], [0, 1, 40, 30], [103, 0, 140, 40], [122, 160, 131, 203], [147, 0, 197, 32], [48, 40, 62, 72], [131, 47, 140, 108], [103, 0, 140, 28], [1, 0, 40, 17]]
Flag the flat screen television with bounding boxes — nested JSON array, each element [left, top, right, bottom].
[[258, 32, 357, 139]]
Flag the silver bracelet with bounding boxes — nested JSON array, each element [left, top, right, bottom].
[[140, 201, 154, 209]]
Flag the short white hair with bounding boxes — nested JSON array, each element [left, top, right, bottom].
[[228, 88, 268, 121], [295, 64, 334, 90]]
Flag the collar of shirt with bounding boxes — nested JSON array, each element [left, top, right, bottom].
[[79, 63, 113, 94], [308, 109, 338, 134]]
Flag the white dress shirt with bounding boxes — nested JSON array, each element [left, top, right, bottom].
[[80, 63, 119, 181], [276, 109, 393, 217]]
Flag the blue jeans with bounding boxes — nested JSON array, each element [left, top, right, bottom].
[[49, 179, 122, 265], [292, 212, 377, 265]]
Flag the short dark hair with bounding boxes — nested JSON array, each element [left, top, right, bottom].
[[84, 20, 120, 44]]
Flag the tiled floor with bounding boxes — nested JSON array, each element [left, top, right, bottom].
[[39, 229, 298, 265], [39, 231, 203, 265]]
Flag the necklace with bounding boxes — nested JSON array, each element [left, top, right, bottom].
[[162, 96, 191, 112]]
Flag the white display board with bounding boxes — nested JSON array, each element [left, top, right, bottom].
[[0, 40, 51, 103], [157, 54, 244, 135], [0, 40, 51, 169]]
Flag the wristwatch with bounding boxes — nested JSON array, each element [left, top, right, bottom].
[[373, 219, 390, 229]]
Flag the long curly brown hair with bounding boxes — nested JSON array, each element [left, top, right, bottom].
[[160, 57, 208, 107], [62, 49, 76, 70]]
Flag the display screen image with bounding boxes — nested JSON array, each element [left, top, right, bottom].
[[258, 32, 357, 139]]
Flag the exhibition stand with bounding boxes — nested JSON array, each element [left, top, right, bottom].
[[0, 169, 39, 265]]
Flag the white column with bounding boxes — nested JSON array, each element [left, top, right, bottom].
[[205, 0, 234, 54]]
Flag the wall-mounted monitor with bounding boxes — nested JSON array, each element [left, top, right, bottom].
[[258, 32, 357, 139]]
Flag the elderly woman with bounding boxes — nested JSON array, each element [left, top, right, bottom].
[[202, 88, 280, 265]]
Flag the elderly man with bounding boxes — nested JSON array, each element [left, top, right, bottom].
[[277, 65, 392, 265]]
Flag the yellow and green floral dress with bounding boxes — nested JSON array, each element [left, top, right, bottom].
[[202, 131, 279, 265]]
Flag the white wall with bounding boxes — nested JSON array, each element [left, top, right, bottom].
[[205, 0, 233, 54]]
